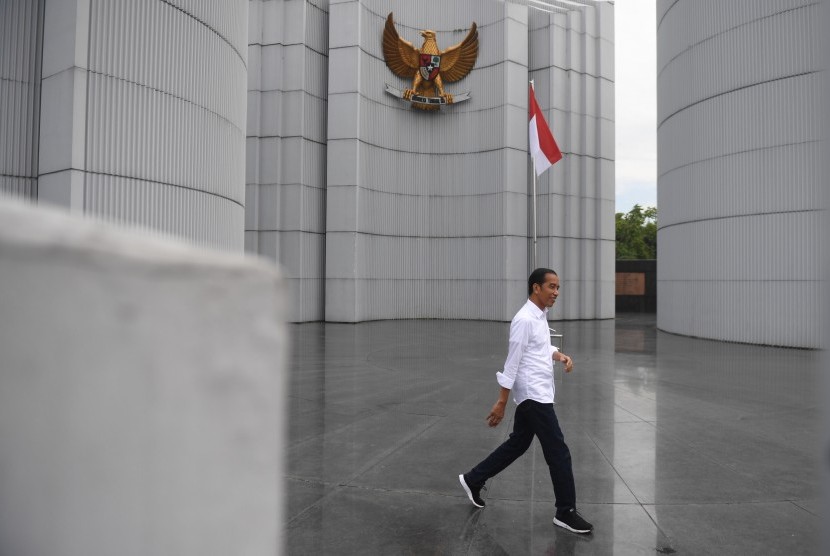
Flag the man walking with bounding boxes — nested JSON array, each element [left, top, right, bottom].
[[459, 268, 593, 534]]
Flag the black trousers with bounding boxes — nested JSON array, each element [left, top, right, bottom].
[[465, 399, 576, 511]]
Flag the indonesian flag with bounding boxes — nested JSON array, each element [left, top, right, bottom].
[[528, 85, 562, 176]]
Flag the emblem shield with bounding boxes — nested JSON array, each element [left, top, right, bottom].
[[419, 54, 441, 81]]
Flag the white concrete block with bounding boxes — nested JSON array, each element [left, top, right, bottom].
[[325, 184, 358, 231], [598, 159, 614, 201], [597, 2, 614, 43], [0, 198, 287, 556], [599, 38, 614, 80], [329, 1, 361, 49], [567, 9, 585, 35], [260, 44, 284, 92], [505, 61, 527, 108], [260, 89, 283, 138], [257, 229, 280, 260], [261, 0, 284, 46], [36, 169, 85, 213], [304, 48, 330, 99], [246, 136, 261, 184], [503, 148, 529, 194], [41, 0, 90, 78], [551, 67, 569, 112], [327, 92, 360, 140], [506, 0, 527, 23], [503, 191, 527, 237], [280, 90, 305, 136], [247, 90, 262, 136], [599, 117, 614, 159], [568, 31, 584, 72], [584, 116, 598, 156], [283, 0, 308, 45], [244, 229, 259, 253], [600, 78, 614, 120], [258, 136, 282, 185], [281, 44, 307, 91], [304, 93, 328, 144], [248, 0, 263, 46], [584, 37, 597, 76], [529, 28, 550, 70], [280, 137, 303, 184], [326, 139, 360, 186], [247, 44, 262, 91], [258, 183, 289, 230], [585, 6, 598, 36], [505, 17, 528, 66], [504, 103, 527, 152], [552, 26, 567, 68], [245, 183, 260, 229], [327, 46, 360, 94], [324, 232, 359, 320], [38, 69, 82, 175]]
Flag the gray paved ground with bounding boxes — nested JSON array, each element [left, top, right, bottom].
[[285, 314, 821, 555]]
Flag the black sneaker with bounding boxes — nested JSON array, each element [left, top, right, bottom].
[[553, 508, 593, 534], [458, 474, 485, 508]]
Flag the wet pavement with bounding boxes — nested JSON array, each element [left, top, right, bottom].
[[285, 314, 821, 555]]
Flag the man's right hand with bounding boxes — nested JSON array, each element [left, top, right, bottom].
[[487, 400, 506, 427]]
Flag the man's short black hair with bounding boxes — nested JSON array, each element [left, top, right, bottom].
[[528, 267, 557, 296]]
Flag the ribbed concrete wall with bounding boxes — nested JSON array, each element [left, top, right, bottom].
[[0, 0, 43, 200], [324, 0, 525, 322], [37, 0, 247, 251], [528, 2, 615, 320], [247, 0, 329, 321], [656, 0, 823, 347], [243, 0, 615, 322]]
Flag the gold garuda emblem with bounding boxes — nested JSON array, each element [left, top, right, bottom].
[[382, 13, 478, 110]]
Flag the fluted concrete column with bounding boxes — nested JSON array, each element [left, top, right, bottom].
[[657, 0, 823, 347], [246, 0, 329, 321], [528, 1, 615, 319], [38, 0, 248, 251], [0, 0, 44, 199]]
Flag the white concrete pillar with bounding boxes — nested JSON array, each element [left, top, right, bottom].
[[0, 197, 287, 555]]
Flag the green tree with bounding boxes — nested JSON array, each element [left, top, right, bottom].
[[615, 205, 657, 259]]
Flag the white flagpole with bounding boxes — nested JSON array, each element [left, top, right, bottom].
[[532, 159, 538, 270], [530, 80, 537, 270]]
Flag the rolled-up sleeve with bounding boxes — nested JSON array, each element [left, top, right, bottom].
[[496, 318, 529, 389]]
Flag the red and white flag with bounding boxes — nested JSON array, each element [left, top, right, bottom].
[[528, 85, 562, 176]]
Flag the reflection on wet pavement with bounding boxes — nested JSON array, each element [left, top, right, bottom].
[[286, 314, 820, 554]]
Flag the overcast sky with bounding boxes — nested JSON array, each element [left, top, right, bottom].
[[614, 1, 657, 214]]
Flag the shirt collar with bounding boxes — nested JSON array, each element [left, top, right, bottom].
[[525, 299, 548, 319]]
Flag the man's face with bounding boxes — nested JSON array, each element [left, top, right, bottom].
[[533, 273, 560, 308]]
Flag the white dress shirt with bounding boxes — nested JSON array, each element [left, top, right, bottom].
[[496, 299, 558, 405]]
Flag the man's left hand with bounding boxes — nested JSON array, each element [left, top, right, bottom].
[[557, 353, 574, 373]]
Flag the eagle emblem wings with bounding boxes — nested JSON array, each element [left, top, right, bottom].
[[382, 13, 478, 110]]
